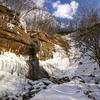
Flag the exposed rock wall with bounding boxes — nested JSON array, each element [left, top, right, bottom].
[[0, 4, 48, 80], [29, 30, 70, 61]]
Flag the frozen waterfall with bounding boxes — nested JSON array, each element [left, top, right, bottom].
[[0, 52, 29, 76]]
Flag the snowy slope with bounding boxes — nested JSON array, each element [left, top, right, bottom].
[[0, 33, 100, 100], [38, 33, 99, 78], [0, 71, 54, 99], [31, 33, 100, 100], [31, 60, 100, 100], [0, 52, 53, 99], [0, 71, 29, 99], [39, 34, 81, 78], [39, 44, 70, 78], [0, 52, 30, 99], [31, 73, 100, 100]]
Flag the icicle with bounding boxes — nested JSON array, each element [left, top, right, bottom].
[[0, 52, 29, 76]]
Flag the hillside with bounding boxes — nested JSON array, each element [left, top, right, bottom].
[[0, 4, 100, 100], [31, 33, 100, 100]]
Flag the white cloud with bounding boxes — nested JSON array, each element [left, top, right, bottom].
[[70, 1, 79, 15], [34, 0, 45, 7], [52, 0, 61, 9], [52, 1, 79, 19]]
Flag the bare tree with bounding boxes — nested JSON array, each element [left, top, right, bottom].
[[76, 0, 100, 28], [26, 9, 58, 36], [73, 0, 100, 68], [0, 0, 37, 14]]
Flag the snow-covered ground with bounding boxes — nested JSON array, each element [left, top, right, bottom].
[[39, 44, 71, 78], [31, 73, 100, 100], [32, 53, 100, 100], [0, 71, 53, 99], [0, 71, 29, 99], [0, 52, 30, 99], [0, 52, 53, 99], [0, 34, 100, 100], [32, 33, 100, 100]]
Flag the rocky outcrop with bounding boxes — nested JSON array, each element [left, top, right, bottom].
[[28, 30, 72, 78], [0, 4, 48, 80], [29, 30, 70, 60]]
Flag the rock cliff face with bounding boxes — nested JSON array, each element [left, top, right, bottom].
[[0, 4, 48, 80], [29, 30, 70, 61]]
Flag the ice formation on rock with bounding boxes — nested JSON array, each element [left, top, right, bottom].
[[0, 52, 29, 76], [39, 44, 70, 78], [39, 34, 81, 78], [20, 17, 27, 33], [6, 22, 15, 29]]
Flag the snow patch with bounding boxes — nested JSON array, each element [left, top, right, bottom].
[[0, 71, 53, 99], [6, 23, 14, 29], [17, 31, 22, 36], [39, 44, 71, 78], [20, 17, 27, 33], [31, 33, 38, 35], [62, 34, 81, 60], [0, 71, 29, 99], [39, 34, 81, 78], [17, 31, 20, 34]]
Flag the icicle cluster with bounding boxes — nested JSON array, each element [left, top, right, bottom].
[[0, 52, 29, 76]]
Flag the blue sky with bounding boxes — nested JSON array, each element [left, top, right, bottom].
[[35, 0, 80, 19], [35, 0, 100, 20], [54, 0, 78, 4]]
